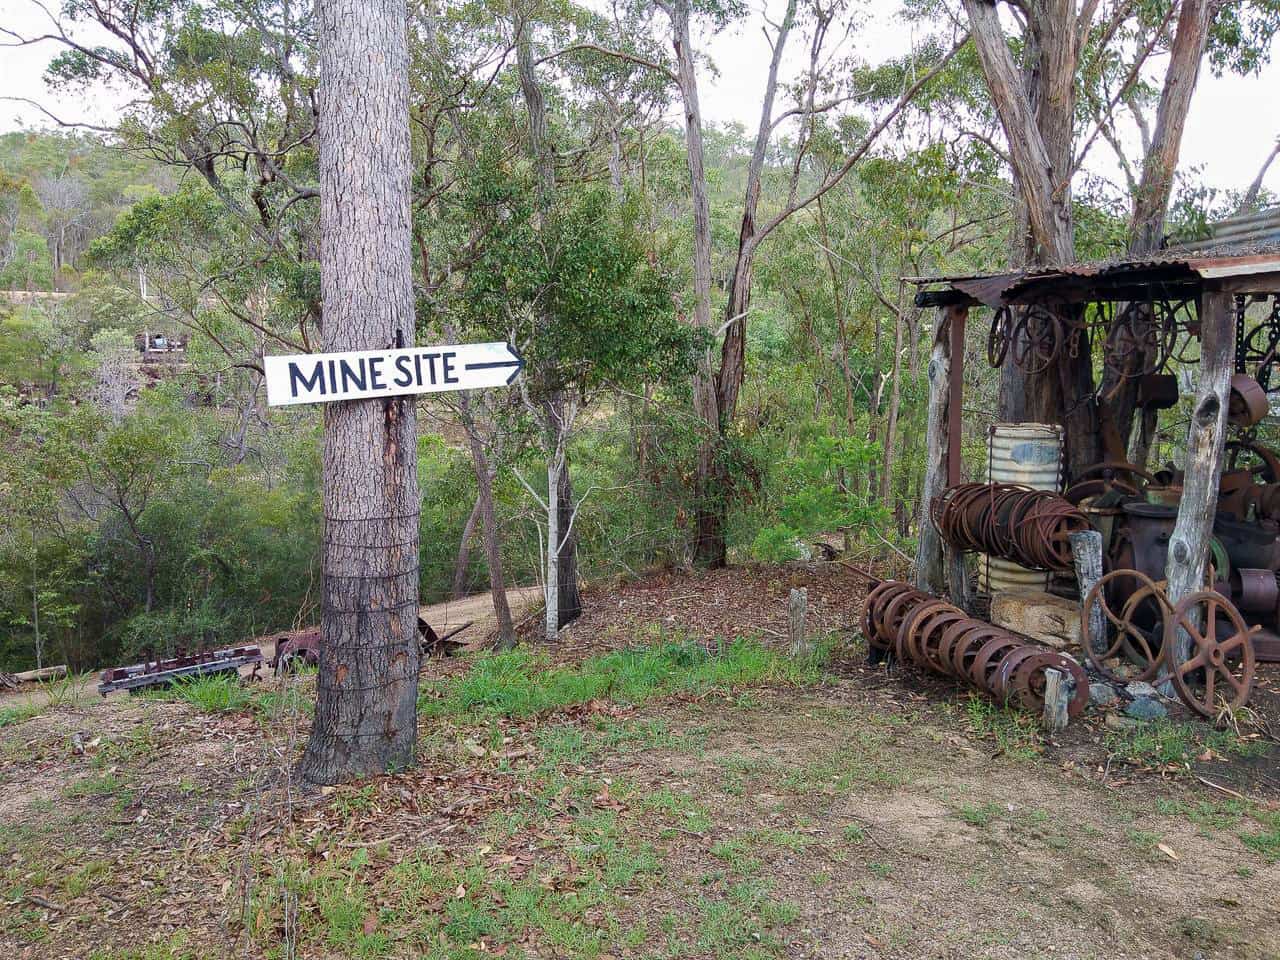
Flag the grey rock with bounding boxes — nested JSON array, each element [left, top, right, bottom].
[[1125, 680, 1159, 698], [1089, 682, 1119, 707], [1124, 696, 1168, 721]]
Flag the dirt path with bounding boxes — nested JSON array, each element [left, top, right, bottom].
[[0, 586, 542, 709]]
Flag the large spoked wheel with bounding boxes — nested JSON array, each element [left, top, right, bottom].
[[1082, 569, 1172, 682], [1009, 309, 1061, 375], [1165, 591, 1257, 718], [987, 308, 1012, 367]]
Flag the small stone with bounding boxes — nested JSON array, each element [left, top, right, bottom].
[[1125, 681, 1159, 698], [1124, 696, 1168, 721], [1089, 682, 1119, 707], [1104, 713, 1138, 731]]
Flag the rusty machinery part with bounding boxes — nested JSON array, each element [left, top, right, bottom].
[[1082, 569, 1173, 683], [987, 307, 1013, 367], [1237, 295, 1280, 374], [1009, 307, 1062, 376], [934, 482, 1091, 572], [969, 636, 1022, 691], [1063, 461, 1155, 505], [880, 589, 924, 650], [1165, 590, 1258, 718], [1102, 300, 1177, 381], [1231, 568, 1278, 615], [1009, 651, 1089, 717], [1228, 373, 1269, 428], [860, 580, 903, 652], [1225, 439, 1280, 485], [905, 603, 966, 674]]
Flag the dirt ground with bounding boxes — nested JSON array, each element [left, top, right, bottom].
[[3, 565, 1279, 960]]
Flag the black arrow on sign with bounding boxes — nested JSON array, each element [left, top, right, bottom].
[[463, 343, 524, 385]]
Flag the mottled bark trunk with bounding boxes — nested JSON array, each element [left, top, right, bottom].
[[671, 0, 723, 568], [452, 493, 482, 600], [461, 408, 516, 650], [556, 463, 582, 627], [301, 0, 421, 785]]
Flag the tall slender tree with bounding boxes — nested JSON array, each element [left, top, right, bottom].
[[299, 0, 421, 784]]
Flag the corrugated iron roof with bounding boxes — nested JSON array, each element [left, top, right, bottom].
[[910, 234, 1280, 307]]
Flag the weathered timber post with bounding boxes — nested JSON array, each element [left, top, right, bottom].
[[1162, 288, 1234, 695], [788, 588, 810, 656], [1042, 668, 1069, 733], [1070, 530, 1105, 654], [916, 304, 968, 601]]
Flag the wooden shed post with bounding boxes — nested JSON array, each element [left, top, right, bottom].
[[916, 304, 967, 599], [1162, 288, 1235, 692]]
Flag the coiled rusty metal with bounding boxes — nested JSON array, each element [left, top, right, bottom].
[[861, 580, 1088, 717], [933, 482, 1091, 572]]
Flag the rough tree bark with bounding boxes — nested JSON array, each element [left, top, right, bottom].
[[557, 465, 583, 627], [1100, 0, 1211, 461], [1162, 289, 1233, 693], [300, 0, 421, 785]]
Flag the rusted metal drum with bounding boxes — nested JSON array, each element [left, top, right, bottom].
[[981, 423, 1063, 593]]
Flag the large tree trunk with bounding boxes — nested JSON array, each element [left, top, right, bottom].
[[516, 19, 587, 608], [678, 0, 795, 567], [670, 0, 723, 568], [1100, 0, 1211, 456], [300, 0, 421, 785], [966, 0, 1101, 476]]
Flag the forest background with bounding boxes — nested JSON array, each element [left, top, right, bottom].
[[0, 0, 1277, 673]]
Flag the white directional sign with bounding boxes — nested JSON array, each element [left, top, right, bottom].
[[264, 342, 523, 406]]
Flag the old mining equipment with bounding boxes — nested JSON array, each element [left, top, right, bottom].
[[914, 468, 1266, 720], [861, 580, 1088, 718]]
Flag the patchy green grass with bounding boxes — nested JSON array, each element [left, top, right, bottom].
[[957, 802, 1003, 827], [420, 639, 829, 720], [0, 702, 41, 727], [146, 672, 312, 721], [1105, 720, 1267, 768], [1241, 812, 1280, 862], [961, 696, 1042, 760], [148, 672, 254, 713]]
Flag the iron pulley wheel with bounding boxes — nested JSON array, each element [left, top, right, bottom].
[[1165, 591, 1257, 718], [1082, 569, 1172, 683]]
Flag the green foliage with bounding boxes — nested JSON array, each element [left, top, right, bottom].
[[751, 429, 888, 562]]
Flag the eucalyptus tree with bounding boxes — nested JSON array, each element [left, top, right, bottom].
[[568, 0, 968, 565], [955, 0, 1280, 471]]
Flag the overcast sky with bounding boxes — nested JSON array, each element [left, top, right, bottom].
[[1, 0, 1276, 198]]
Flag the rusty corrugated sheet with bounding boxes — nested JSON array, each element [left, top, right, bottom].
[[909, 237, 1280, 306], [953, 273, 1021, 308]]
